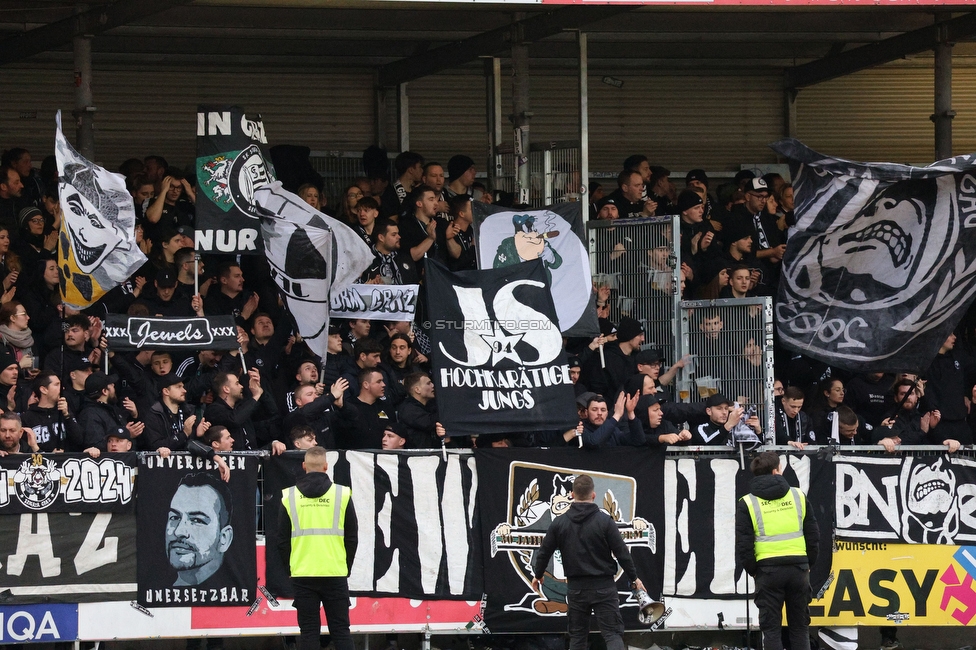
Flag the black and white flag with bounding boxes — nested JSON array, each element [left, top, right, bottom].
[[195, 105, 274, 254], [136, 454, 257, 607], [474, 202, 599, 337], [426, 259, 577, 437], [772, 138, 976, 372], [54, 112, 148, 309], [0, 453, 136, 514], [662, 453, 834, 600], [263, 451, 482, 600], [834, 454, 976, 545], [254, 182, 374, 360]]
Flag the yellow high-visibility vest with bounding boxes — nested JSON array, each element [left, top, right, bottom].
[[742, 487, 807, 562], [281, 482, 351, 577]]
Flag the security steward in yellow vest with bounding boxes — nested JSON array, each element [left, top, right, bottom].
[[735, 451, 819, 650], [277, 446, 358, 650]]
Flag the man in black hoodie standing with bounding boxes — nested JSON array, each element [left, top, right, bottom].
[[278, 446, 358, 650], [736, 451, 819, 650], [531, 474, 644, 650]]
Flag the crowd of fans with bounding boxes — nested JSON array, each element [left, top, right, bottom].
[[0, 144, 970, 478]]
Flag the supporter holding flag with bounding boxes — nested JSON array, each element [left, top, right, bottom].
[[54, 111, 147, 309], [254, 182, 373, 362]]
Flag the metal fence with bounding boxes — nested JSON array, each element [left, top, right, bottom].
[[679, 297, 775, 441], [587, 216, 682, 368], [492, 140, 581, 207], [308, 150, 396, 212]]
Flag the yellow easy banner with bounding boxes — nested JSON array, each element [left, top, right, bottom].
[[809, 542, 976, 626]]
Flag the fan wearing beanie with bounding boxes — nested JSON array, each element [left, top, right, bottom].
[[698, 217, 758, 290], [579, 316, 645, 397], [0, 347, 26, 412], [445, 155, 476, 199], [676, 189, 714, 292]]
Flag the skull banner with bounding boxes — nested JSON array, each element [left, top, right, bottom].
[[771, 139, 976, 372]]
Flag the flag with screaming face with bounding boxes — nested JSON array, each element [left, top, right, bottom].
[[54, 111, 147, 309]]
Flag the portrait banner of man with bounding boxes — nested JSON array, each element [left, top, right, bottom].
[[136, 454, 258, 607]]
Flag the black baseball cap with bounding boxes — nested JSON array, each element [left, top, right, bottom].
[[85, 371, 119, 395], [705, 393, 733, 407], [156, 268, 178, 288]]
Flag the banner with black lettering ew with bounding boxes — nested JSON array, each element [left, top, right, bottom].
[[0, 453, 136, 514], [834, 454, 976, 545], [662, 453, 833, 601], [0, 512, 136, 603], [136, 454, 257, 607], [263, 451, 482, 601], [330, 284, 419, 321], [426, 259, 577, 437], [772, 138, 976, 372], [195, 105, 274, 254], [104, 315, 239, 352], [476, 448, 665, 633]]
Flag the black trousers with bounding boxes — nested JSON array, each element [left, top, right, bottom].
[[566, 586, 625, 650], [753, 565, 811, 650], [293, 577, 353, 650]]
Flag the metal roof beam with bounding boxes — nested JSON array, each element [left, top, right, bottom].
[[784, 12, 976, 89], [0, 0, 193, 66], [376, 5, 633, 87]]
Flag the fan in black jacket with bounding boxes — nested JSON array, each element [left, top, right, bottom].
[[530, 474, 643, 650], [77, 371, 143, 452], [396, 373, 441, 449], [22, 371, 82, 452], [143, 374, 207, 452], [204, 369, 277, 451], [282, 380, 356, 450]]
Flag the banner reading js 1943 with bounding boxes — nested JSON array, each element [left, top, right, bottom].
[[810, 543, 976, 626], [137, 454, 257, 607]]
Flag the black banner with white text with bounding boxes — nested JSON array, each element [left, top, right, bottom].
[[834, 454, 976, 545], [136, 454, 258, 607], [195, 105, 273, 254], [0, 512, 136, 603], [426, 260, 577, 437], [0, 453, 136, 514], [662, 453, 834, 601], [263, 451, 482, 601], [104, 315, 239, 352]]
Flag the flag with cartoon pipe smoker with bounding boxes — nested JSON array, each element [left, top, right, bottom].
[[54, 112, 148, 309], [473, 201, 599, 338]]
